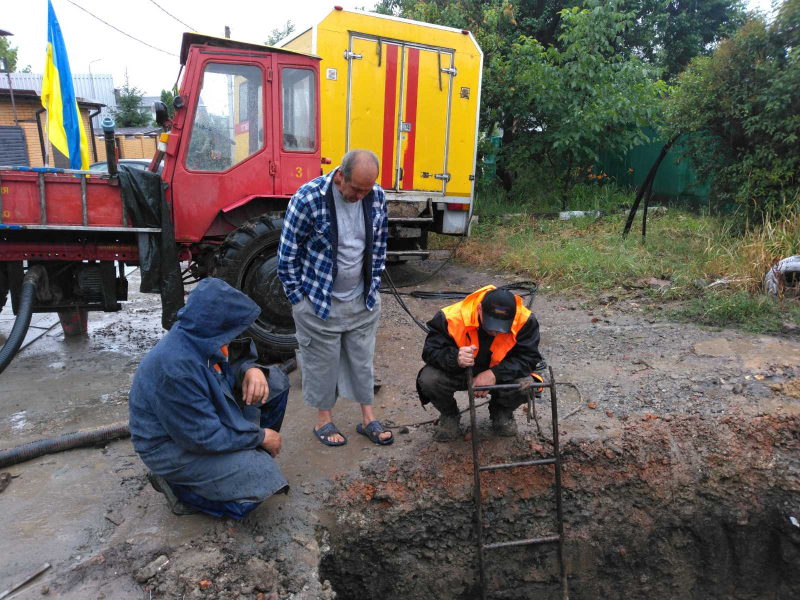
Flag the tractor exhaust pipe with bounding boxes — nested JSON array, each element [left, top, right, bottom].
[[102, 117, 118, 176]]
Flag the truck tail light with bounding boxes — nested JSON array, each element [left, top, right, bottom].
[[446, 203, 470, 211]]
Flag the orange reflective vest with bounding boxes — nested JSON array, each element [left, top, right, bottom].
[[441, 285, 531, 368]]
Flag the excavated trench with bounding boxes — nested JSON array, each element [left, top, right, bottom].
[[319, 414, 800, 599]]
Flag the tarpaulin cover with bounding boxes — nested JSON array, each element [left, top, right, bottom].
[[118, 166, 184, 329]]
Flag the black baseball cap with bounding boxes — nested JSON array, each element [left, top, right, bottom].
[[480, 289, 517, 333]]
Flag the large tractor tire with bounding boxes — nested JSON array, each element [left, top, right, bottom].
[[215, 216, 298, 361]]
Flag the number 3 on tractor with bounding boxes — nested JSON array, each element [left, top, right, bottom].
[[295, 166, 303, 178]]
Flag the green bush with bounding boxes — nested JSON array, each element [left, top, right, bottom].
[[663, 1, 800, 220]]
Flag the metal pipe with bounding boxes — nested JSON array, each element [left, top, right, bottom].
[[35, 108, 47, 166], [466, 367, 488, 600], [38, 173, 46, 225], [88, 108, 101, 162], [80, 175, 88, 226], [474, 381, 552, 391], [550, 365, 569, 600], [5, 71, 18, 125], [480, 458, 555, 471], [484, 535, 560, 550], [101, 117, 117, 176]]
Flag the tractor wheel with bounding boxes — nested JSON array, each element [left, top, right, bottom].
[[215, 216, 297, 361]]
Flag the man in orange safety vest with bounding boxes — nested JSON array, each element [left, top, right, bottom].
[[416, 285, 544, 441]]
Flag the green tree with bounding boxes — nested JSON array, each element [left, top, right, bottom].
[[266, 20, 296, 46], [663, 0, 800, 220], [113, 76, 151, 127], [0, 37, 18, 72], [159, 89, 175, 118], [506, 2, 666, 208], [374, 0, 745, 190]]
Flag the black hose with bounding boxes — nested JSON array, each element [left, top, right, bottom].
[[0, 422, 131, 469], [0, 266, 47, 376]]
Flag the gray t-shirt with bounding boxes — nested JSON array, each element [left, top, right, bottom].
[[331, 183, 366, 301]]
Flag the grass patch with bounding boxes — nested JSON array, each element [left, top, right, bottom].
[[473, 181, 634, 215], [673, 292, 800, 333], [448, 193, 800, 331], [461, 209, 721, 296]]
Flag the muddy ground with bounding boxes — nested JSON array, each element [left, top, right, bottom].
[[0, 261, 799, 599]]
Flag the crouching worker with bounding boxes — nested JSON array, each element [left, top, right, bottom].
[[129, 278, 290, 519], [417, 285, 544, 441]]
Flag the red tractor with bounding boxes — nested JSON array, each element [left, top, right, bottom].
[[0, 34, 327, 367]]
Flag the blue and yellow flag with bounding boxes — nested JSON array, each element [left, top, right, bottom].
[[41, 0, 89, 170]]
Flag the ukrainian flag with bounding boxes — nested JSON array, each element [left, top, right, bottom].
[[41, 0, 89, 170]]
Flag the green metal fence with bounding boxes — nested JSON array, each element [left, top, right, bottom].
[[597, 127, 710, 206]]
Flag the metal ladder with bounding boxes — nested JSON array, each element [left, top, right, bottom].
[[466, 366, 568, 600]]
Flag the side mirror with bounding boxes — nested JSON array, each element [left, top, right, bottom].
[[153, 101, 169, 127]]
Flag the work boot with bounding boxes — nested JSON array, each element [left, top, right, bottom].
[[434, 413, 462, 442], [148, 472, 199, 516], [491, 408, 518, 437]]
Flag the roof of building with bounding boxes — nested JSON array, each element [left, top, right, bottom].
[[179, 31, 319, 65], [140, 96, 162, 109], [0, 88, 104, 108], [0, 72, 116, 123]]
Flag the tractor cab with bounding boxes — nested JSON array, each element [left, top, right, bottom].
[[162, 33, 322, 244]]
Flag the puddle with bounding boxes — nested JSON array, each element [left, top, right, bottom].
[[693, 337, 800, 369], [9, 411, 28, 431]]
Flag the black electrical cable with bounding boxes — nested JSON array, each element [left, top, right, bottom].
[[65, 0, 179, 57], [390, 234, 467, 289], [382, 269, 432, 333], [380, 269, 539, 335]]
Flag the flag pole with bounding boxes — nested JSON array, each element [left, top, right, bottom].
[[43, 109, 49, 167]]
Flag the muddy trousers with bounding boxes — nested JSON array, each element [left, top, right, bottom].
[[416, 365, 529, 420], [168, 387, 290, 520]]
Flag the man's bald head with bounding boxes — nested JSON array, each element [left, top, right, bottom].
[[334, 149, 380, 202]]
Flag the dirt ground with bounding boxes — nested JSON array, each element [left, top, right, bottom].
[[1, 260, 799, 599]]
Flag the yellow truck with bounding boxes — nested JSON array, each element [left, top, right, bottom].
[[278, 7, 483, 259]]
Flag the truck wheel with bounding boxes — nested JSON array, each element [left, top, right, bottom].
[[215, 216, 297, 361]]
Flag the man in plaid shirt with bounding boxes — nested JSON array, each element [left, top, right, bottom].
[[278, 150, 393, 446]]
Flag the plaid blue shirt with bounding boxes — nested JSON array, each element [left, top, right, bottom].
[[277, 168, 388, 320]]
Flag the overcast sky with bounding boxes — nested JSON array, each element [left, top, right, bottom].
[[5, 0, 777, 97]]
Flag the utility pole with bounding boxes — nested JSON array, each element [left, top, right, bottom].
[[224, 26, 231, 39], [0, 30, 18, 126]]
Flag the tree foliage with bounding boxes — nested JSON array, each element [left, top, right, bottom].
[[663, 0, 800, 218], [113, 76, 151, 128], [266, 20, 296, 46], [374, 0, 745, 192], [160, 89, 175, 118], [0, 37, 18, 72], [504, 3, 666, 206]]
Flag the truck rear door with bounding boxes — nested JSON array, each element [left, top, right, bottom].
[[346, 36, 454, 195]]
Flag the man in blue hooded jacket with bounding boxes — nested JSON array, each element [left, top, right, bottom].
[[129, 278, 290, 519]]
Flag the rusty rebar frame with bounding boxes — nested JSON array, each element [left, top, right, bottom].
[[467, 365, 568, 600]]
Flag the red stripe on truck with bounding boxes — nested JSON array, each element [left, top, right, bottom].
[[381, 44, 399, 190]]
